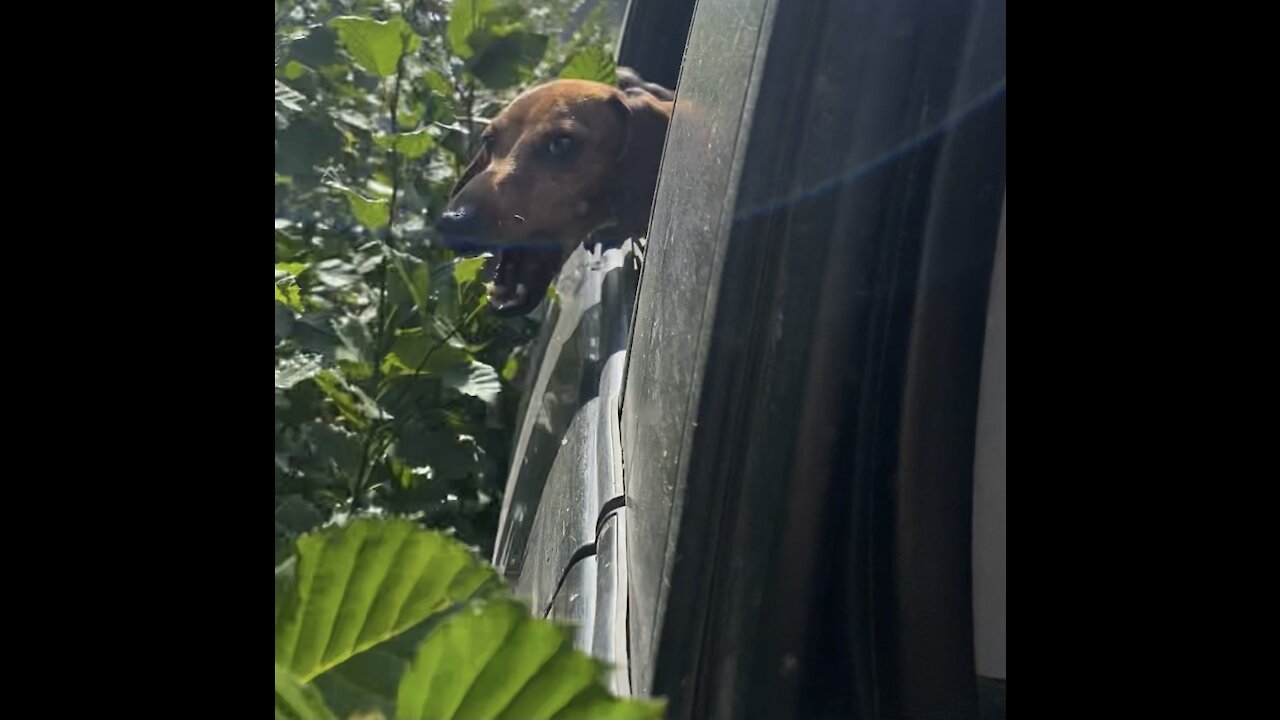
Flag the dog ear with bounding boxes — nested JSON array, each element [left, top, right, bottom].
[[607, 89, 671, 238], [449, 145, 490, 200], [616, 66, 676, 101]]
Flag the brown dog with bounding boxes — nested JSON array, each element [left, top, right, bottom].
[[436, 71, 673, 316]]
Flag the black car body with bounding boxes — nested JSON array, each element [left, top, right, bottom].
[[493, 0, 1006, 717]]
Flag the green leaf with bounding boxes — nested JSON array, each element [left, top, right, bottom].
[[276, 262, 310, 312], [501, 352, 521, 382], [275, 518, 499, 682], [276, 227, 306, 260], [398, 98, 426, 130], [453, 255, 487, 286], [559, 46, 617, 84], [446, 0, 493, 59], [425, 71, 453, 97], [396, 599, 666, 720], [282, 60, 310, 80], [276, 116, 343, 178], [277, 353, 325, 389], [332, 313, 376, 366], [287, 25, 339, 68], [423, 71, 457, 124], [314, 370, 387, 429], [276, 664, 339, 720], [338, 359, 376, 382], [276, 557, 297, 625], [304, 422, 365, 483], [277, 283, 305, 312], [467, 30, 549, 89], [311, 258, 360, 289], [389, 251, 431, 321], [395, 428, 480, 484], [331, 184, 391, 229], [312, 616, 442, 719], [276, 304, 296, 341], [276, 79, 307, 111], [374, 127, 435, 159], [330, 16, 421, 78], [424, 78, 453, 114], [332, 108, 375, 132], [382, 329, 472, 378], [443, 361, 501, 403], [277, 494, 326, 536]]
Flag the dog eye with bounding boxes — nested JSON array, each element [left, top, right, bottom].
[[545, 134, 578, 160], [481, 134, 495, 152]]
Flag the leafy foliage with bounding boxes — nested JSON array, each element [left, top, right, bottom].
[[559, 45, 617, 83], [278, 663, 341, 720], [275, 4, 655, 717], [396, 599, 663, 719], [330, 16, 422, 77], [275, 0, 621, 562], [275, 518, 663, 720], [275, 518, 500, 682]]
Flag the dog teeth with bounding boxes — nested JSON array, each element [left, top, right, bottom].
[[486, 281, 527, 311]]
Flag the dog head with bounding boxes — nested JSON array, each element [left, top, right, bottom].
[[436, 76, 671, 316]]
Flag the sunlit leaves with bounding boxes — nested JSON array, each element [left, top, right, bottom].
[[314, 370, 387, 429], [446, 0, 493, 59], [277, 353, 325, 390], [560, 45, 617, 84], [330, 15, 421, 77], [274, 520, 665, 720], [274, 518, 497, 682], [276, 664, 339, 720], [276, 79, 307, 111], [444, 361, 501, 403], [374, 127, 435, 159], [397, 599, 665, 719], [382, 329, 472, 379], [447, 0, 548, 89], [467, 29, 548, 89], [329, 183, 391, 229], [275, 0, 601, 563], [276, 262, 309, 312], [453, 256, 487, 286]]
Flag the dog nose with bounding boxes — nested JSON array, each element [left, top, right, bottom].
[[436, 206, 481, 236]]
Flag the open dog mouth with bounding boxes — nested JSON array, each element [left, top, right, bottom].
[[437, 224, 562, 316], [482, 245, 562, 316]]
